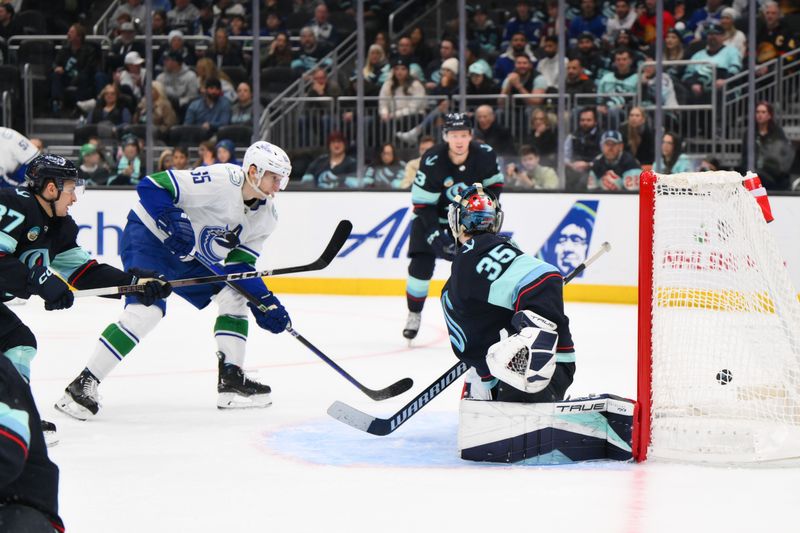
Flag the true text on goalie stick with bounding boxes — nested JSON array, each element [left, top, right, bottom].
[[327, 241, 612, 435]]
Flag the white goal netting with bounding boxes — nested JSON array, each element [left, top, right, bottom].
[[645, 171, 800, 463]]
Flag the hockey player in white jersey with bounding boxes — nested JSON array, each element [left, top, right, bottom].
[[56, 141, 293, 420], [0, 127, 40, 188]]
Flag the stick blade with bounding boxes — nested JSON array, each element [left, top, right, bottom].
[[327, 401, 377, 432], [363, 377, 414, 401]]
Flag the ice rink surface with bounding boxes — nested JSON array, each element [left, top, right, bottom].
[[18, 295, 800, 532]]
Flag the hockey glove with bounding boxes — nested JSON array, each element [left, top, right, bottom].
[[426, 229, 456, 261], [27, 265, 74, 310], [248, 292, 290, 334], [128, 268, 173, 306], [213, 224, 243, 250], [156, 208, 195, 257]]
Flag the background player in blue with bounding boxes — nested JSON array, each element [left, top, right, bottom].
[[441, 184, 576, 403], [0, 155, 170, 532], [0, 127, 40, 188], [404, 113, 503, 340], [57, 141, 293, 421]]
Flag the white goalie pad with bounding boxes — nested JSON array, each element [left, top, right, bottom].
[[458, 395, 636, 463], [486, 319, 558, 394]]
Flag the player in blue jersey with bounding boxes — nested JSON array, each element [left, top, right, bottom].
[[441, 183, 575, 402], [404, 113, 503, 340]]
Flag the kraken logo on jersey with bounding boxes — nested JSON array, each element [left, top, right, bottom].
[[444, 181, 470, 204], [18, 248, 50, 268]]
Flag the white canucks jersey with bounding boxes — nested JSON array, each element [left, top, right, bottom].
[[0, 127, 39, 187], [133, 163, 278, 266]]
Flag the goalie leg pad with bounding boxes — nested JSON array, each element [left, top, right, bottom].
[[458, 395, 636, 464]]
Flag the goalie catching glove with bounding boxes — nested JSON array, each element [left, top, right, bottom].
[[486, 310, 558, 394]]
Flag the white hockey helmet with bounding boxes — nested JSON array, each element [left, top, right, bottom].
[[242, 141, 292, 195]]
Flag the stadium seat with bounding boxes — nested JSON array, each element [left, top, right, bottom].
[[260, 67, 300, 101], [0, 65, 20, 95], [216, 124, 253, 145], [120, 124, 166, 143], [17, 40, 55, 69], [329, 12, 356, 35], [73, 124, 99, 146], [285, 12, 311, 33], [222, 65, 249, 87], [168, 125, 210, 145], [14, 10, 46, 35]]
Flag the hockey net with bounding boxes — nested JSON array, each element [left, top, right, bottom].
[[636, 170, 800, 463]]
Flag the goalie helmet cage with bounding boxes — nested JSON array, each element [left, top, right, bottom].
[[635, 170, 800, 463]]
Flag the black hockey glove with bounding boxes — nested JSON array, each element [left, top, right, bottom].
[[426, 229, 456, 261], [128, 268, 173, 306], [213, 224, 243, 250], [27, 265, 74, 310], [156, 208, 195, 257], [248, 292, 290, 334]]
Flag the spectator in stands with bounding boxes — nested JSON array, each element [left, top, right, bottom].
[[469, 6, 500, 59], [133, 81, 177, 137], [394, 36, 426, 81], [399, 135, 435, 189], [494, 31, 537, 83], [756, 1, 799, 61], [152, 10, 169, 36], [424, 38, 457, 91], [193, 140, 215, 166], [506, 145, 558, 189], [158, 149, 173, 171], [213, 0, 246, 28], [588, 130, 641, 191], [372, 31, 390, 56], [159, 30, 197, 69], [613, 29, 647, 67], [195, 58, 236, 101], [663, 28, 687, 79], [523, 108, 558, 165], [621, 106, 654, 167], [364, 143, 406, 188], [208, 27, 245, 68], [474, 105, 514, 156], [230, 82, 253, 125], [429, 57, 459, 99], [604, 0, 637, 45], [0, 3, 20, 41], [640, 57, 679, 109], [632, 0, 675, 45], [292, 27, 332, 73], [262, 12, 285, 37], [539, 0, 560, 43], [536, 36, 568, 90], [568, 0, 607, 43], [157, 51, 200, 111], [112, 0, 146, 31], [51, 23, 97, 115], [89, 84, 131, 127], [78, 143, 111, 186], [394, 57, 459, 144], [228, 14, 249, 37], [215, 139, 240, 165], [306, 66, 342, 100], [686, 0, 724, 39], [263, 32, 295, 68], [167, 0, 199, 34], [742, 101, 796, 190], [565, 57, 596, 98], [308, 3, 338, 46], [409, 26, 434, 68], [719, 8, 746, 58], [119, 51, 147, 102], [379, 57, 426, 128], [171, 146, 190, 170], [110, 135, 143, 186], [184, 78, 232, 134], [699, 156, 723, 171], [301, 131, 358, 188], [503, 0, 542, 48], [565, 106, 601, 190], [657, 132, 694, 174], [573, 32, 606, 81], [467, 62, 500, 107], [683, 23, 741, 104], [500, 54, 543, 108], [196, 3, 216, 36], [361, 44, 390, 95], [597, 48, 638, 125]]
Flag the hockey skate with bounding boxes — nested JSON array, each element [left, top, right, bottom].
[[217, 353, 272, 409], [42, 420, 58, 447], [403, 311, 421, 342], [54, 369, 101, 421]]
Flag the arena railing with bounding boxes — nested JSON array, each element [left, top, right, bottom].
[[92, 0, 120, 37], [388, 0, 446, 45], [1, 89, 12, 129]]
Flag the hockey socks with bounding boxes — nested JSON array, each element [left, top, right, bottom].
[[405, 275, 430, 314], [86, 304, 162, 381], [214, 315, 248, 368]]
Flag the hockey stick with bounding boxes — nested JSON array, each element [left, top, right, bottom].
[[73, 220, 354, 298], [189, 237, 413, 402], [327, 241, 613, 435]]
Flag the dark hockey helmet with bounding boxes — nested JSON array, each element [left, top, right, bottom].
[[442, 112, 472, 133], [25, 154, 82, 193], [448, 183, 503, 239]]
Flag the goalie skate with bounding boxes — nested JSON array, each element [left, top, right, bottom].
[[217, 357, 272, 409], [54, 369, 100, 421], [42, 420, 58, 447]]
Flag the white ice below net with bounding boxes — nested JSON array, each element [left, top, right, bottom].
[[649, 171, 800, 462]]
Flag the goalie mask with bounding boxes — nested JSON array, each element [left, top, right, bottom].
[[447, 183, 503, 241], [242, 141, 292, 198]]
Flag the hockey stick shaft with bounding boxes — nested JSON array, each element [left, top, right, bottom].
[[328, 241, 613, 435], [73, 220, 353, 298]]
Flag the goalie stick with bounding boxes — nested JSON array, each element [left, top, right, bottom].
[[327, 241, 612, 435], [73, 220, 353, 298]]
